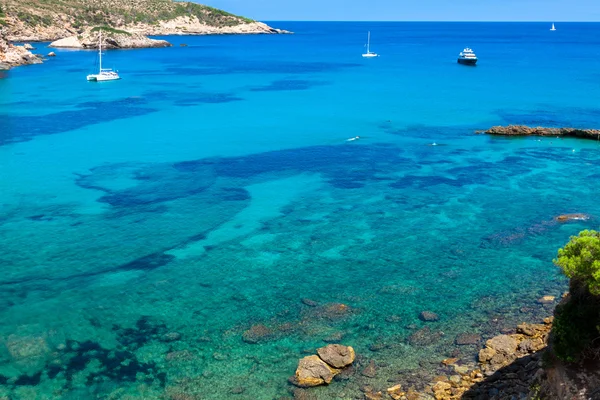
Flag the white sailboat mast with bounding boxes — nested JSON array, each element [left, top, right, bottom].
[[99, 31, 102, 71], [367, 31, 371, 53]]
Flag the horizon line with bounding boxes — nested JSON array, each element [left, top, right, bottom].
[[260, 20, 599, 23]]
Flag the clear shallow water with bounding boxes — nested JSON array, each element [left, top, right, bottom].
[[0, 22, 600, 399]]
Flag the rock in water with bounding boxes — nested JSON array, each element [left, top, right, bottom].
[[316, 344, 355, 368], [419, 311, 439, 322], [555, 213, 590, 222], [47, 52, 56, 57], [455, 333, 482, 345], [23, 43, 34, 50], [294, 355, 338, 387], [242, 324, 272, 344]]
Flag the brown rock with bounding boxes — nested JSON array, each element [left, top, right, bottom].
[[536, 295, 555, 304], [317, 344, 355, 368], [555, 213, 590, 222], [387, 384, 403, 400], [364, 391, 383, 400], [294, 355, 338, 387], [419, 311, 439, 322], [478, 347, 496, 363], [441, 358, 458, 366], [455, 333, 482, 345], [361, 360, 377, 378], [485, 335, 518, 354], [516, 323, 548, 337]]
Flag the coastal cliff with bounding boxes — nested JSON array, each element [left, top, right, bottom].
[[0, 0, 289, 42], [0, 28, 41, 70]]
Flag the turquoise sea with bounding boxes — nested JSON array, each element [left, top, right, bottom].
[[1, 21, 600, 399]]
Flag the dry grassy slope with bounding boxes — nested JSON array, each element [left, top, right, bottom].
[[0, 0, 254, 30]]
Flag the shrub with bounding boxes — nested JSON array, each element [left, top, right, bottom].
[[552, 230, 600, 362], [555, 230, 600, 295]]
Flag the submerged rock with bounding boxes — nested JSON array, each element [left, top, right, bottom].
[[419, 311, 439, 322], [361, 360, 377, 378], [455, 333, 482, 345], [294, 355, 338, 387], [301, 298, 318, 307], [481, 125, 600, 140], [317, 344, 355, 368], [536, 295, 556, 304], [242, 324, 272, 344]]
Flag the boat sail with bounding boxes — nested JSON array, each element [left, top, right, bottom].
[[87, 31, 121, 82], [550, 23, 556, 31], [362, 31, 379, 58]]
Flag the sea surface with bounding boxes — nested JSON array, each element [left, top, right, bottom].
[[1, 21, 600, 399]]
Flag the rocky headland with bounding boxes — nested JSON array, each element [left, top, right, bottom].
[[49, 28, 172, 49], [1, 0, 290, 42], [480, 125, 600, 140], [0, 29, 41, 70], [0, 0, 290, 68]]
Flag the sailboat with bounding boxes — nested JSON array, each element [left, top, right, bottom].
[[550, 23, 556, 31], [87, 31, 121, 82], [362, 31, 379, 58]]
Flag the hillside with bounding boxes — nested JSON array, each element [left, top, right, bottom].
[[0, 0, 288, 41]]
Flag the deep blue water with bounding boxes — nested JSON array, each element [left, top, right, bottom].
[[0, 22, 599, 399]]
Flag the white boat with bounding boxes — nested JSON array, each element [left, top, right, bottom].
[[457, 47, 478, 65], [362, 31, 378, 58], [550, 23, 556, 31], [87, 32, 120, 82]]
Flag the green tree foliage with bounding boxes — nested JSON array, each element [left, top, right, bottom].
[[552, 230, 600, 362], [555, 230, 600, 295]]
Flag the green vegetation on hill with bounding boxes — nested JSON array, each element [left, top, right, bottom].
[[0, 5, 6, 26], [91, 26, 132, 36], [2, 0, 254, 29], [553, 230, 600, 362]]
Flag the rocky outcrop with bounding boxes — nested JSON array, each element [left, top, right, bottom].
[[316, 344, 355, 369], [480, 125, 600, 140], [555, 213, 590, 223], [292, 344, 355, 388], [294, 355, 339, 387], [394, 320, 552, 400], [0, 28, 41, 69], [49, 29, 171, 49]]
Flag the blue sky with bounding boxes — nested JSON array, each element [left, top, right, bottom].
[[202, 0, 600, 21]]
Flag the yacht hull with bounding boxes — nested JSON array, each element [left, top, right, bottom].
[[87, 74, 121, 82], [457, 58, 477, 66]]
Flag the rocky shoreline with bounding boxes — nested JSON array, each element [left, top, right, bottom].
[[479, 125, 600, 140], [289, 320, 553, 400], [0, 29, 42, 70], [49, 29, 172, 49], [4, 14, 290, 43]]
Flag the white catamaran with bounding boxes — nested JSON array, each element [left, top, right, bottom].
[[362, 31, 379, 58], [87, 32, 121, 82]]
